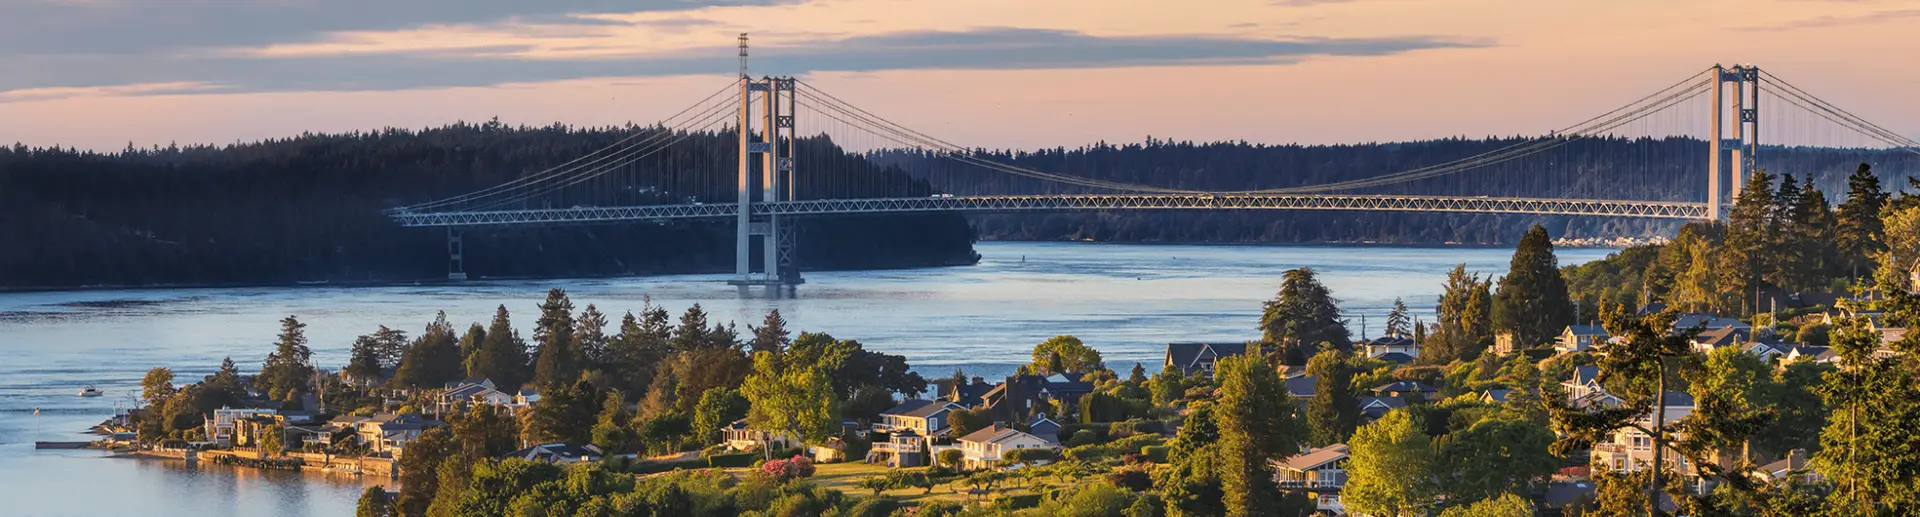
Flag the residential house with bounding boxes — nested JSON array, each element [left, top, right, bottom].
[[1559, 325, 1609, 353], [514, 389, 541, 407], [355, 413, 438, 455], [205, 408, 277, 447], [1480, 388, 1541, 404], [1692, 327, 1753, 353], [875, 399, 963, 437], [1590, 392, 1699, 476], [1027, 413, 1063, 445], [1369, 381, 1438, 399], [438, 379, 513, 411], [1357, 396, 1407, 421], [1491, 331, 1518, 356], [1672, 314, 1752, 333], [1272, 444, 1349, 514], [1277, 364, 1310, 379], [506, 443, 604, 465], [722, 418, 797, 452], [1285, 375, 1317, 400], [956, 424, 1056, 470], [1163, 342, 1253, 377], [1784, 345, 1837, 364], [1744, 339, 1797, 361], [1363, 336, 1420, 360], [941, 377, 999, 409], [981, 373, 1094, 422], [1564, 366, 1625, 408], [867, 429, 927, 468], [340, 366, 397, 389], [1756, 449, 1821, 485], [1374, 352, 1414, 365]]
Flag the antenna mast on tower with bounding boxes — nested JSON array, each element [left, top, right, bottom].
[[738, 33, 749, 78]]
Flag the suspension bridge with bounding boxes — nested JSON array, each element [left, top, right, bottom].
[[386, 40, 1920, 294]]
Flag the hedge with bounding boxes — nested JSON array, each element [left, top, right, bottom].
[[994, 494, 1042, 509], [629, 452, 759, 474], [1141, 446, 1170, 463]]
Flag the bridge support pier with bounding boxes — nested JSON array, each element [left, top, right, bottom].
[[447, 229, 468, 281]]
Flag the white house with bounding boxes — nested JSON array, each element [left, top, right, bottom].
[[722, 419, 797, 452], [355, 414, 435, 455], [875, 399, 963, 437], [1272, 444, 1349, 514], [1591, 392, 1697, 475], [506, 443, 603, 465], [1363, 336, 1420, 360], [956, 424, 1056, 470], [204, 408, 277, 447]]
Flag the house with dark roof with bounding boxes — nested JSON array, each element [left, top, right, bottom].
[[1565, 365, 1605, 400], [507, 443, 603, 465], [1559, 325, 1609, 353], [1285, 375, 1318, 400], [1271, 444, 1349, 514], [867, 428, 927, 468], [957, 424, 1056, 470], [353, 413, 440, 455], [1358, 396, 1407, 420], [1784, 345, 1837, 364], [1027, 413, 1063, 445], [1369, 381, 1438, 399], [941, 377, 999, 408], [1164, 342, 1252, 377], [981, 373, 1094, 422], [1692, 327, 1753, 353], [1672, 314, 1751, 333], [1591, 391, 1697, 476], [1373, 352, 1414, 365], [1363, 336, 1419, 360], [876, 399, 963, 437]]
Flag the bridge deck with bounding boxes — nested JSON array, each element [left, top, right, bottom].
[[389, 194, 1710, 228]]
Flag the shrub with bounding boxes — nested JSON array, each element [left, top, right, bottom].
[[916, 501, 966, 517], [1107, 469, 1153, 492], [760, 455, 816, 482], [938, 448, 964, 470], [1140, 446, 1169, 463], [995, 493, 1043, 510], [1064, 429, 1100, 447]]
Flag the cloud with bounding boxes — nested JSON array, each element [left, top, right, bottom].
[[0, 27, 1483, 99], [1734, 9, 1920, 31], [0, 0, 793, 56]]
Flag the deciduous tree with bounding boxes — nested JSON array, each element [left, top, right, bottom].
[[1344, 410, 1436, 517]]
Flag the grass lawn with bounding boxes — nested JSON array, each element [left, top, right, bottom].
[[728, 461, 980, 504]]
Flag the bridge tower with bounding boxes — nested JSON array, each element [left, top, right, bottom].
[[729, 35, 803, 297], [1708, 64, 1761, 220]]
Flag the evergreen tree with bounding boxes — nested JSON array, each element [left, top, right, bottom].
[[1813, 314, 1920, 513], [347, 333, 385, 386], [573, 304, 609, 368], [531, 288, 579, 388], [1722, 169, 1778, 315], [357, 487, 396, 517], [748, 309, 791, 355], [1212, 351, 1299, 517], [467, 305, 528, 390], [1492, 226, 1573, 349], [1260, 267, 1351, 364], [370, 325, 409, 370], [395, 428, 454, 517], [258, 315, 314, 403], [1386, 297, 1412, 338], [395, 312, 463, 389], [1767, 174, 1803, 291], [455, 324, 485, 372], [1548, 304, 1697, 516], [672, 304, 715, 351], [1837, 163, 1890, 278], [522, 378, 598, 445], [589, 389, 634, 454], [1429, 265, 1493, 363], [1129, 362, 1148, 384], [1787, 177, 1838, 292], [1306, 348, 1360, 446]]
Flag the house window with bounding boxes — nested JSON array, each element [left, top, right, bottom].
[[1631, 435, 1651, 450]]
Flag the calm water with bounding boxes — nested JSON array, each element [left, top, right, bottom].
[[0, 241, 1612, 516]]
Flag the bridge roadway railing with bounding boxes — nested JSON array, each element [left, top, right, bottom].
[[389, 194, 1710, 228]]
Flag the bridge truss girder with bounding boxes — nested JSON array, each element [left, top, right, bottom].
[[389, 194, 1711, 228]]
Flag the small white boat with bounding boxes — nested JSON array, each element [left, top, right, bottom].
[[78, 386, 103, 397]]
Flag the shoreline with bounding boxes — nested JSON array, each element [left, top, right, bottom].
[[0, 240, 1624, 295]]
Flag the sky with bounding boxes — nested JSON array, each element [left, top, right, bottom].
[[4, 0, 1919, 152]]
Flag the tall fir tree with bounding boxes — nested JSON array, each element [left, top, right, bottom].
[[1306, 348, 1360, 446], [468, 305, 529, 390], [347, 331, 386, 386], [1492, 226, 1574, 349], [1429, 265, 1493, 363], [1836, 163, 1889, 278], [1212, 350, 1299, 517], [1385, 297, 1412, 338], [396, 311, 463, 389], [1767, 174, 1803, 291], [259, 315, 314, 403], [1260, 267, 1351, 364], [1787, 175, 1837, 292], [1723, 169, 1777, 315], [573, 304, 609, 369], [531, 288, 579, 389], [749, 309, 791, 356]]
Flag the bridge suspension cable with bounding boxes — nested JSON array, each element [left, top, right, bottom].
[[391, 82, 740, 212], [1759, 70, 1920, 154]]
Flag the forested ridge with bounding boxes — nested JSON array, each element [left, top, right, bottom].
[[0, 121, 978, 289], [7, 125, 1918, 289], [879, 137, 1920, 244]]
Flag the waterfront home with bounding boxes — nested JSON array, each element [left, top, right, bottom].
[[1163, 342, 1252, 377], [867, 429, 927, 468], [722, 418, 797, 452], [204, 407, 277, 447], [1363, 336, 1419, 360], [507, 443, 603, 465], [1559, 325, 1609, 353], [956, 424, 1055, 470], [1271, 444, 1348, 514], [874, 399, 963, 437], [354, 414, 438, 455], [981, 373, 1093, 422]]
